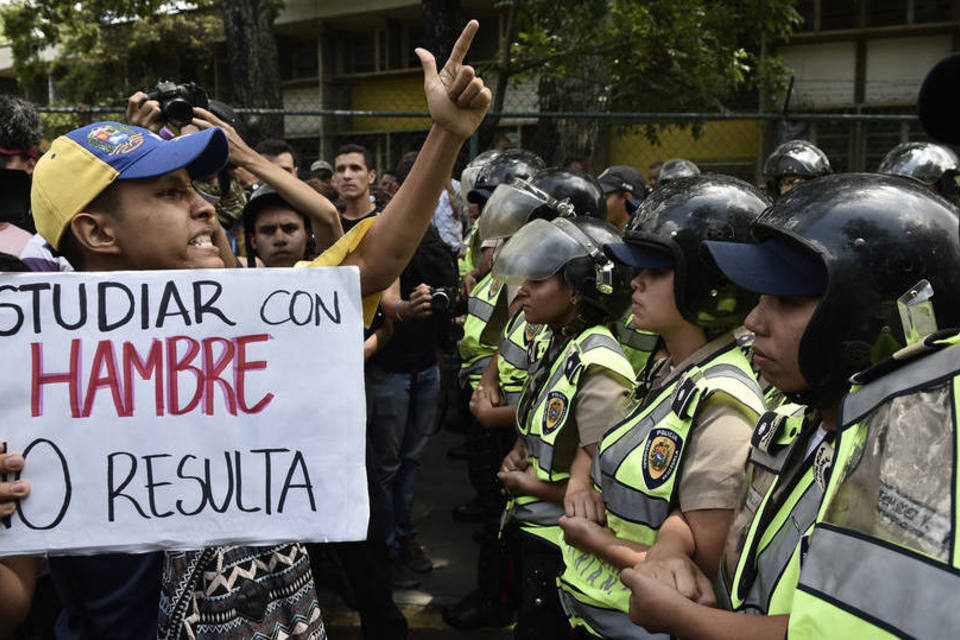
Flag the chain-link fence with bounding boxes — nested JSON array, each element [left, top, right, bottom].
[[36, 105, 928, 187]]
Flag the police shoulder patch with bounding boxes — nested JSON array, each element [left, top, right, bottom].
[[642, 428, 683, 489], [542, 391, 569, 434], [488, 279, 503, 300]]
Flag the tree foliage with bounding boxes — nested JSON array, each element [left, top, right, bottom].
[[491, 0, 801, 164], [0, 1, 222, 106]]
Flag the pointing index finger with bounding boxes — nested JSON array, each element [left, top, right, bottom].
[[447, 19, 479, 66]]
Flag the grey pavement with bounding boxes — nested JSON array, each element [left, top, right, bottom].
[[320, 427, 513, 639]]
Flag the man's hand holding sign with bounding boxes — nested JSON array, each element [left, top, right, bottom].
[[0, 19, 490, 559], [0, 268, 366, 554]]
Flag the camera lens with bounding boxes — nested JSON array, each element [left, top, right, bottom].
[[165, 99, 195, 128], [431, 289, 450, 313]]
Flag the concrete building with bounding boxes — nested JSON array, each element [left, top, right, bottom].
[[1, 1, 957, 176], [273, 0, 531, 174], [610, 1, 960, 178]]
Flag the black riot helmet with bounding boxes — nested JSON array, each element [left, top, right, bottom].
[[763, 139, 832, 198], [478, 167, 604, 243], [709, 174, 960, 409], [657, 158, 700, 185], [468, 149, 545, 205], [607, 175, 770, 332], [460, 150, 502, 204], [878, 141, 959, 202], [493, 217, 633, 322], [530, 167, 606, 219]]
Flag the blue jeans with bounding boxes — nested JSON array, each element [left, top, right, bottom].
[[366, 363, 440, 557]]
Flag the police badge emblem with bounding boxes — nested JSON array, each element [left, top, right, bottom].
[[642, 428, 683, 489], [524, 322, 539, 344], [488, 279, 503, 299], [542, 391, 568, 434]]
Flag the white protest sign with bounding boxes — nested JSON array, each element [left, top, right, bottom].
[[0, 267, 368, 556]]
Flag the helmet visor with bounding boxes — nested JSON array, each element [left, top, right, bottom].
[[492, 218, 588, 283], [478, 181, 555, 242]]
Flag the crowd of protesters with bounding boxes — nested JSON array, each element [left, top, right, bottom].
[[2, 18, 960, 640]]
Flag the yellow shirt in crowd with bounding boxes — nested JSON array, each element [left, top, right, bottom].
[[296, 216, 380, 326]]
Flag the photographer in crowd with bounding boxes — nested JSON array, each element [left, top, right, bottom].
[[127, 91, 344, 258], [370, 151, 461, 587]]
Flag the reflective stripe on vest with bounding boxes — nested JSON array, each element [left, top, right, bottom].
[[497, 310, 544, 403], [841, 336, 960, 427], [719, 472, 821, 614], [499, 339, 528, 369], [467, 295, 496, 322], [459, 272, 501, 387], [615, 314, 659, 352], [796, 524, 960, 638], [502, 494, 565, 546], [598, 361, 762, 529], [518, 328, 633, 481], [503, 390, 521, 405], [459, 356, 492, 385], [557, 586, 669, 640], [510, 496, 564, 528]]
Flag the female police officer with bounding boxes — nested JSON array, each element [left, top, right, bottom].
[[621, 173, 960, 639], [554, 175, 770, 638], [490, 215, 636, 638]]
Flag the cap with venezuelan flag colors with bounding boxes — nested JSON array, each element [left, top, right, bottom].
[[31, 121, 229, 249]]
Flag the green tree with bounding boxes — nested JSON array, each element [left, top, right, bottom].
[[1, 2, 221, 101], [486, 0, 801, 166], [1, 0, 286, 141]]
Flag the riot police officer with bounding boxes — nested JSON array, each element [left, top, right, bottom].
[[446, 167, 609, 630], [493, 215, 636, 639], [762, 139, 831, 199], [555, 175, 769, 639], [877, 141, 959, 203], [655, 158, 700, 186], [622, 173, 960, 640]]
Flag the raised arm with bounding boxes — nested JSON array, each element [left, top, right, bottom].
[[191, 107, 344, 250], [342, 20, 491, 295]]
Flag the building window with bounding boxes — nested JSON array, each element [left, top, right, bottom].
[[821, 1, 859, 30], [868, 0, 907, 26], [279, 37, 318, 81], [340, 31, 377, 74], [796, 0, 817, 31], [405, 24, 425, 68], [914, 0, 957, 23]]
